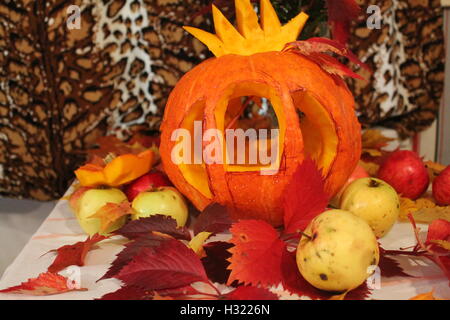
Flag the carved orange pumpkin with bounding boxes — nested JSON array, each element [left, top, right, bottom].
[[160, 0, 361, 225]]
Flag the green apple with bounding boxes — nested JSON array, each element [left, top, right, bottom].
[[131, 187, 188, 227], [296, 210, 379, 292], [340, 177, 400, 238], [76, 188, 128, 236]]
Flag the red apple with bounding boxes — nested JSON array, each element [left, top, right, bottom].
[[377, 150, 429, 199], [124, 170, 171, 201], [432, 166, 450, 206]]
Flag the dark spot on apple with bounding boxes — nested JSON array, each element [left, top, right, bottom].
[[316, 251, 322, 259], [371, 258, 377, 265], [320, 273, 328, 281], [369, 179, 380, 188], [312, 232, 318, 240], [303, 257, 308, 262], [172, 195, 176, 200], [397, 203, 400, 209]]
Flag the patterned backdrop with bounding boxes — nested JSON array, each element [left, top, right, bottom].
[[0, 0, 445, 200]]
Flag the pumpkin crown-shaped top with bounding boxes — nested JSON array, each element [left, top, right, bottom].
[[184, 0, 308, 57]]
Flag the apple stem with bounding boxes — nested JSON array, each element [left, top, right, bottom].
[[369, 179, 380, 188], [298, 230, 312, 240]]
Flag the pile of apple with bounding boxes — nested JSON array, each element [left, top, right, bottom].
[[69, 170, 189, 236], [296, 150, 450, 292]]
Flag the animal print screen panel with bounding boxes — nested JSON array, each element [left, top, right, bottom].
[[348, 0, 445, 139], [0, 0, 445, 200], [0, 0, 212, 200]]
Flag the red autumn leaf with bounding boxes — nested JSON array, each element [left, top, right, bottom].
[[201, 241, 234, 284], [326, 0, 361, 45], [379, 256, 413, 279], [378, 246, 413, 278], [280, 250, 371, 300], [89, 202, 133, 234], [0, 272, 86, 296], [47, 234, 106, 273], [116, 239, 208, 290], [193, 203, 233, 236], [283, 158, 329, 234], [284, 38, 368, 80], [227, 220, 286, 287], [280, 249, 330, 300], [99, 234, 169, 281], [114, 215, 191, 240], [97, 285, 154, 300], [226, 285, 278, 300]]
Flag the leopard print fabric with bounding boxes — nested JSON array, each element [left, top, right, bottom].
[[0, 0, 211, 200], [348, 0, 445, 139]]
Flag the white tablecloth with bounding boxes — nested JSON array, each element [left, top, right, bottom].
[[0, 190, 449, 300]]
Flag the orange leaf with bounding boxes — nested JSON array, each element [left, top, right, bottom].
[[425, 160, 446, 182], [89, 202, 133, 233], [47, 234, 107, 273], [410, 291, 444, 300], [399, 197, 450, 223], [0, 272, 87, 296], [75, 149, 154, 187], [362, 129, 394, 152]]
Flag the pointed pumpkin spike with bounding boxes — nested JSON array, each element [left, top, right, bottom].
[[183, 26, 225, 57], [212, 5, 245, 46], [260, 0, 281, 35], [235, 0, 262, 39], [281, 12, 309, 42]]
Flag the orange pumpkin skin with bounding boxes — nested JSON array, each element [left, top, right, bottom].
[[160, 51, 361, 226]]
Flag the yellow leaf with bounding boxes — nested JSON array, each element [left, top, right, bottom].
[[399, 197, 450, 223], [424, 160, 446, 182], [89, 201, 133, 233], [362, 148, 382, 157], [410, 291, 444, 300], [430, 239, 450, 251], [329, 291, 348, 300], [188, 232, 212, 258], [359, 160, 380, 177], [362, 129, 395, 150]]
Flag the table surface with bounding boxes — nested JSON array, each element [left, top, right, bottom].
[[0, 190, 449, 300]]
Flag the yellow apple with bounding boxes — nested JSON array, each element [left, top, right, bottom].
[[131, 187, 188, 227], [76, 188, 128, 235], [296, 210, 379, 292], [339, 177, 400, 238]]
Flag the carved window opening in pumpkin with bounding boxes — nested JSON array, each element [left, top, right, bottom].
[[291, 90, 339, 176], [218, 82, 284, 173]]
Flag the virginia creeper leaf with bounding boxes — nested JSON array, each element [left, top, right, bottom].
[[97, 285, 154, 300], [326, 0, 360, 45], [378, 246, 413, 278], [0, 272, 86, 296], [99, 234, 169, 281], [116, 239, 208, 290], [283, 158, 329, 234], [227, 220, 286, 287], [114, 215, 191, 240], [47, 234, 106, 273], [226, 285, 278, 300], [193, 203, 232, 236], [201, 241, 234, 285]]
